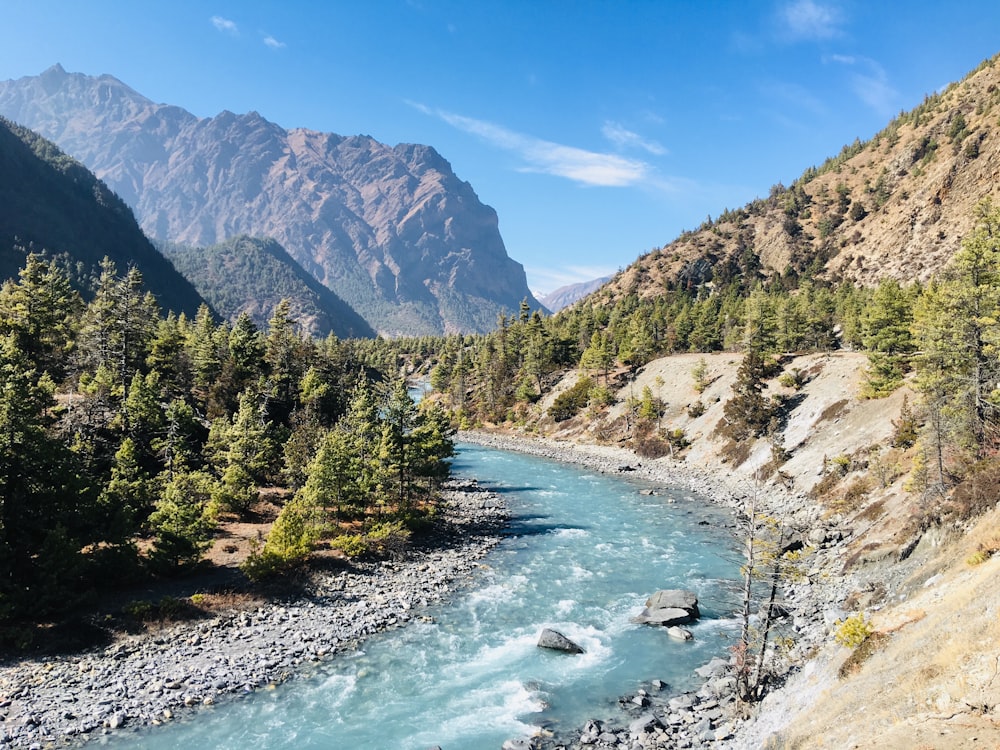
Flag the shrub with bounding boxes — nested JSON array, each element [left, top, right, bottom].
[[891, 395, 919, 448], [778, 368, 807, 390], [687, 400, 706, 418], [838, 631, 890, 678], [123, 600, 155, 620], [548, 376, 594, 422], [692, 358, 710, 393], [834, 612, 873, 648], [830, 454, 852, 477], [588, 385, 615, 408], [366, 520, 411, 559], [330, 533, 367, 557]]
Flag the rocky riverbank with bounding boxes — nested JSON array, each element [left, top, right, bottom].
[[0, 479, 508, 749], [457, 430, 862, 750]]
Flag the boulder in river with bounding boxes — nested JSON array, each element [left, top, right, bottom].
[[631, 589, 700, 627], [666, 626, 694, 641], [537, 628, 585, 654]]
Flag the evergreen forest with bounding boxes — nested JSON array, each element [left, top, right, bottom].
[[0, 254, 454, 630]]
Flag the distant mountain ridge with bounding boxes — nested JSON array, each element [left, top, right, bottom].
[[538, 276, 613, 312], [0, 64, 543, 336], [0, 116, 204, 316], [160, 236, 374, 339]]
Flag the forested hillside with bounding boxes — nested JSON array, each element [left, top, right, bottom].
[[0, 254, 453, 641], [0, 117, 204, 317], [160, 236, 374, 339]]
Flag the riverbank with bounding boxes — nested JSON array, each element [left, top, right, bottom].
[[0, 479, 508, 748], [457, 429, 859, 750]]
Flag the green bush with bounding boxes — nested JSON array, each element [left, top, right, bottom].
[[834, 612, 873, 648], [366, 520, 411, 558], [548, 377, 594, 422], [123, 600, 155, 620], [330, 533, 367, 557]]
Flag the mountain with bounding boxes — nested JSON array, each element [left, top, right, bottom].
[[585, 54, 1000, 309], [538, 275, 612, 312], [0, 116, 204, 316], [160, 236, 375, 339], [0, 64, 543, 337]]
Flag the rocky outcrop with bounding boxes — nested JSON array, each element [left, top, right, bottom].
[[0, 65, 544, 336]]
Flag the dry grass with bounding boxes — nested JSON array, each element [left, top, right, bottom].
[[774, 508, 1000, 749]]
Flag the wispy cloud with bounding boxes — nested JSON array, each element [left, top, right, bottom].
[[211, 15, 239, 36], [411, 104, 651, 188], [828, 54, 897, 117], [263, 34, 286, 49], [778, 0, 842, 41], [602, 121, 668, 156]]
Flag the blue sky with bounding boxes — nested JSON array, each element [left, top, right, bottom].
[[2, 1, 1000, 295]]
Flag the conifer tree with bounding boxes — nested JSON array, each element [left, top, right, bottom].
[[862, 279, 914, 397]]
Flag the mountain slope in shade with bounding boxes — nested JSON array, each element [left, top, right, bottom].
[[0, 65, 543, 337], [538, 276, 613, 312], [0, 116, 205, 316], [160, 236, 375, 339]]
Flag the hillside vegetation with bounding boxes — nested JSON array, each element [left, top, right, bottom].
[[596, 53, 1000, 305], [161, 236, 374, 339], [0, 117, 204, 316]]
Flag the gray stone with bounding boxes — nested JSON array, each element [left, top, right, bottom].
[[629, 713, 661, 736], [645, 589, 699, 612], [667, 626, 694, 641], [537, 628, 584, 654], [630, 607, 695, 627], [632, 589, 700, 627]]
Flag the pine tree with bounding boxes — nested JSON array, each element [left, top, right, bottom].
[[862, 279, 914, 397], [911, 200, 1000, 476], [0, 254, 82, 379], [724, 346, 772, 441]]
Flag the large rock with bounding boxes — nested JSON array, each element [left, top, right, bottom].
[[537, 628, 584, 654], [631, 589, 700, 627]]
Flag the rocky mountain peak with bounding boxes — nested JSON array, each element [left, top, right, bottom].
[[0, 67, 542, 336]]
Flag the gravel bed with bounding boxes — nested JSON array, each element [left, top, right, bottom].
[[0, 479, 508, 749]]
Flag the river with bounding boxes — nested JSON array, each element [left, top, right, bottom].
[[112, 441, 741, 749]]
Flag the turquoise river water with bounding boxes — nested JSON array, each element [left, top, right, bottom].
[[113, 442, 741, 749]]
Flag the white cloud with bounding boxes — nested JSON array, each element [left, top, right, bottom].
[[828, 55, 897, 117], [779, 0, 841, 41], [263, 35, 286, 49], [211, 15, 239, 35], [602, 121, 668, 156], [411, 104, 651, 188]]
